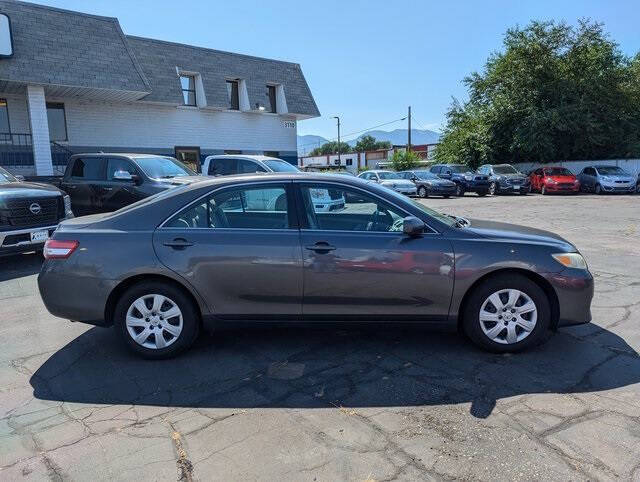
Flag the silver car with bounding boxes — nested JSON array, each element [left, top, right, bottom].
[[577, 165, 636, 194], [358, 170, 418, 195]]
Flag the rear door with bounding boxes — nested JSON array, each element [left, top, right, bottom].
[[60, 157, 105, 216], [296, 181, 454, 320], [153, 181, 303, 319]]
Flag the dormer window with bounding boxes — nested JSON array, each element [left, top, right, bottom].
[[226, 80, 239, 110], [266, 85, 277, 113], [180, 75, 196, 106]]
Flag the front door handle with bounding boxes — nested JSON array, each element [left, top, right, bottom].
[[103, 187, 113, 191], [305, 242, 336, 253], [163, 238, 194, 249]]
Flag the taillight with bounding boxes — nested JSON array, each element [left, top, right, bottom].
[[43, 240, 79, 259]]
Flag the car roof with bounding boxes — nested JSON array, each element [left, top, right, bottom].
[[203, 155, 283, 162], [169, 172, 372, 189], [70, 153, 172, 159]]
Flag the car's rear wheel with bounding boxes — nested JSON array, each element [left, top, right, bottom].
[[595, 184, 602, 195], [463, 274, 551, 353], [418, 186, 428, 198], [455, 184, 465, 197], [114, 281, 200, 359], [489, 182, 496, 195]]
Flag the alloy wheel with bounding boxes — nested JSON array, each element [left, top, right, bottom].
[[418, 186, 428, 198], [125, 294, 184, 350], [478, 289, 537, 345], [489, 182, 496, 195]]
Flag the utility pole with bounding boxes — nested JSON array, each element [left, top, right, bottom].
[[332, 116, 341, 165], [407, 106, 412, 152]]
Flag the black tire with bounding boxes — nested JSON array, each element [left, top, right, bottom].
[[595, 184, 602, 195], [462, 274, 551, 353], [455, 184, 465, 197], [489, 182, 497, 196], [114, 281, 200, 359], [418, 186, 428, 198]]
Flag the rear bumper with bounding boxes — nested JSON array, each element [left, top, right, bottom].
[[0, 225, 58, 256], [461, 180, 489, 193], [38, 270, 116, 326], [543, 269, 594, 327]]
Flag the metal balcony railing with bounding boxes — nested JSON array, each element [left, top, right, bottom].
[[0, 133, 72, 167]]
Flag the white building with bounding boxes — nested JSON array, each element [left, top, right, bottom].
[[0, 1, 319, 175]]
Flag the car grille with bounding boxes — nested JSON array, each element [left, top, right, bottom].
[[558, 183, 574, 188], [0, 197, 63, 230], [509, 178, 524, 184]]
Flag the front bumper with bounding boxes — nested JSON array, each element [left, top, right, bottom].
[[497, 183, 530, 193], [391, 186, 417, 195], [600, 181, 635, 193], [462, 180, 490, 193], [543, 268, 594, 327], [0, 225, 58, 256], [313, 199, 345, 212], [544, 183, 580, 193]]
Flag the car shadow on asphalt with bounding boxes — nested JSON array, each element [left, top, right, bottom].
[[0, 253, 42, 282], [30, 324, 638, 418]]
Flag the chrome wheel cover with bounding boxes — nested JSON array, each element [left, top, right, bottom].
[[479, 289, 537, 345], [126, 294, 183, 350]]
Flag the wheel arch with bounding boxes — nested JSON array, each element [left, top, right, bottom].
[[456, 268, 560, 332], [104, 274, 204, 328]]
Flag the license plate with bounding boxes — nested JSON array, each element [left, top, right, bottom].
[[513, 185, 520, 190], [30, 230, 49, 243]]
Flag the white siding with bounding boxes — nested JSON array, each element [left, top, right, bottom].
[[26, 85, 53, 175]]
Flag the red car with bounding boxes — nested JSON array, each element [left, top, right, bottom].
[[529, 167, 580, 194]]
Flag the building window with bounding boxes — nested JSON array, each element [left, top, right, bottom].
[[224, 149, 242, 155], [226, 80, 239, 110], [346, 158, 353, 166], [180, 75, 196, 106], [0, 99, 9, 133], [266, 85, 277, 113], [46, 102, 67, 141], [264, 151, 279, 158]]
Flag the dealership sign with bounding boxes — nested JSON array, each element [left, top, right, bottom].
[[0, 14, 13, 58]]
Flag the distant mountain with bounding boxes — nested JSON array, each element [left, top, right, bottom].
[[297, 129, 440, 155]]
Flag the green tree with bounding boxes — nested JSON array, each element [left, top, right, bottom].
[[435, 19, 640, 167], [353, 135, 392, 152], [309, 141, 352, 156], [390, 150, 421, 171]]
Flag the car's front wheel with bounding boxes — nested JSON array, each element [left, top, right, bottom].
[[463, 274, 551, 353], [114, 281, 200, 359], [455, 184, 465, 197], [418, 186, 428, 198], [488, 182, 497, 195], [595, 184, 602, 195]]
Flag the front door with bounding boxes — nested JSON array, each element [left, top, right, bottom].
[[297, 182, 454, 320], [100, 157, 145, 212], [153, 182, 303, 319], [174, 146, 201, 173]]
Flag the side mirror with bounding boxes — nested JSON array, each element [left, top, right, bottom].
[[113, 170, 138, 182], [441, 172, 452, 179], [15, 174, 25, 181], [403, 216, 426, 237]]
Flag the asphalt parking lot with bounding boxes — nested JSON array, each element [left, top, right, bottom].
[[1, 193, 638, 481]]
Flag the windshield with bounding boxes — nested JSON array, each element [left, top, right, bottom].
[[447, 165, 468, 173], [135, 157, 195, 179], [545, 167, 572, 176], [596, 166, 627, 175], [493, 165, 519, 174], [263, 160, 300, 172], [413, 171, 438, 180], [377, 171, 402, 180], [0, 167, 17, 184]]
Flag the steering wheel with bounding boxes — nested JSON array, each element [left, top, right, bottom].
[[390, 218, 404, 232], [366, 208, 394, 231]]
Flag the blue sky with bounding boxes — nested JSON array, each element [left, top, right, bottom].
[[38, 0, 640, 141]]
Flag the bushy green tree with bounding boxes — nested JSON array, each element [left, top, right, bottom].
[[309, 141, 352, 156], [390, 150, 421, 171], [354, 135, 392, 152], [436, 19, 640, 167]]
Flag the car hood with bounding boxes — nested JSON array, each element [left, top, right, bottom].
[[0, 181, 63, 201], [599, 174, 634, 182], [465, 219, 575, 250], [151, 176, 203, 187], [546, 175, 576, 182], [496, 173, 527, 180]]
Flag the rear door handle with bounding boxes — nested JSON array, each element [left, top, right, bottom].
[[163, 238, 194, 249], [305, 242, 336, 253]]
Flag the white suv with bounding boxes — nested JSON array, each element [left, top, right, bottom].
[[202, 155, 344, 212]]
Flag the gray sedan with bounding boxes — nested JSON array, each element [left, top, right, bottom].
[[38, 173, 593, 358]]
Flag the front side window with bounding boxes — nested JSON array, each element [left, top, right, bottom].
[[46, 102, 67, 141], [70, 158, 104, 180], [266, 85, 277, 113], [493, 165, 518, 174], [106, 158, 137, 180], [0, 166, 17, 183], [300, 183, 406, 233], [0, 98, 9, 133], [166, 185, 289, 230], [180, 75, 196, 106], [377, 171, 401, 180], [226, 80, 239, 110]]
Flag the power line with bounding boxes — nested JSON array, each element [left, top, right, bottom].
[[297, 116, 408, 150]]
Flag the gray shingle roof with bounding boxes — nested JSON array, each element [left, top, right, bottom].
[[0, 1, 319, 117], [126, 36, 319, 117], [0, 0, 150, 95]]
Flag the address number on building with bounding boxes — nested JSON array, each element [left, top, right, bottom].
[[283, 121, 296, 129]]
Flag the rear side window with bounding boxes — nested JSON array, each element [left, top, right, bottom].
[[70, 158, 105, 180], [431, 166, 441, 174], [208, 158, 237, 176], [165, 184, 290, 230]]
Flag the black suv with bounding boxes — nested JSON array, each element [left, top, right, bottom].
[[0, 166, 73, 256], [429, 164, 490, 196], [477, 164, 530, 195], [56, 154, 200, 216]]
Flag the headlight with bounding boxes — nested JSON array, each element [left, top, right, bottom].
[[601, 176, 611, 182], [63, 195, 72, 214], [546, 178, 556, 184], [464, 174, 473, 181], [552, 253, 587, 270]]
